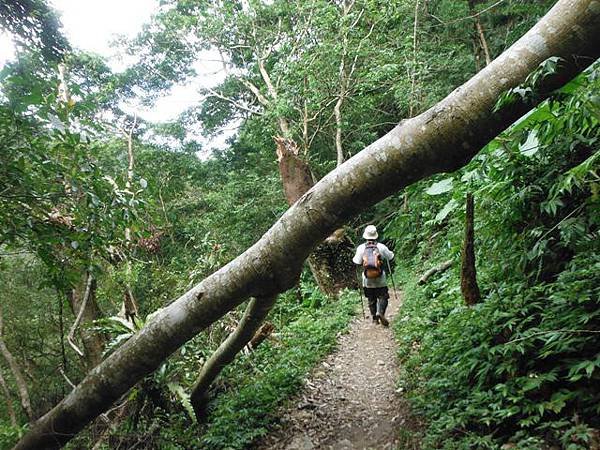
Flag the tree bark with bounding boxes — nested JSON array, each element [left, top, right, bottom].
[[276, 137, 355, 296], [0, 308, 33, 420], [249, 322, 274, 350], [14, 2, 600, 447], [418, 259, 453, 285], [190, 295, 277, 420], [67, 276, 105, 369], [121, 116, 139, 321], [409, 0, 421, 116], [461, 193, 481, 305], [0, 366, 18, 426]]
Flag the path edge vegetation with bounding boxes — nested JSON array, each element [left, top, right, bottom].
[[13, 1, 600, 448], [391, 62, 600, 447]]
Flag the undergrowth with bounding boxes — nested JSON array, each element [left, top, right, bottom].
[[200, 289, 357, 449], [391, 62, 600, 449], [84, 286, 359, 450]]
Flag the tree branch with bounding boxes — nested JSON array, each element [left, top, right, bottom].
[[67, 272, 94, 358], [190, 295, 277, 418]]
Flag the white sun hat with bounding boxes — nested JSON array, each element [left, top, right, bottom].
[[362, 225, 378, 240]]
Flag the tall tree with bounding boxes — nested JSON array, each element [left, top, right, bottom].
[[126, 0, 400, 295], [13, 1, 600, 448]]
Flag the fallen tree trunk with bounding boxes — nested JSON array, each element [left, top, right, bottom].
[[249, 322, 275, 350], [14, 1, 600, 447], [418, 259, 454, 285]]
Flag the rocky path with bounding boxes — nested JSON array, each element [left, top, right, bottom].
[[255, 291, 416, 450]]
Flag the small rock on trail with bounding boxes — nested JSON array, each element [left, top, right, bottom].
[[255, 291, 414, 450]]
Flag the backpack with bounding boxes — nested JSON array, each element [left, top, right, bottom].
[[362, 241, 383, 279]]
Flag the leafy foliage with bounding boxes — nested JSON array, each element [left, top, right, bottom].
[[0, 0, 69, 61], [391, 63, 600, 448]]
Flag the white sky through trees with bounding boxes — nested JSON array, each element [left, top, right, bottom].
[[0, 1, 211, 126], [1, 1, 232, 153]]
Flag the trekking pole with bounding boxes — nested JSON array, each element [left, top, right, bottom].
[[385, 259, 399, 302], [355, 268, 366, 318]]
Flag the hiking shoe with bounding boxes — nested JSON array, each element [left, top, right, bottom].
[[378, 315, 389, 327], [372, 317, 379, 324]]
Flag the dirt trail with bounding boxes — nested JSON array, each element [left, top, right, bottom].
[[255, 291, 414, 450]]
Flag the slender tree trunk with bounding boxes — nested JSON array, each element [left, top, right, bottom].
[[334, 32, 349, 166], [190, 295, 277, 420], [461, 193, 481, 305], [0, 308, 33, 420], [67, 277, 105, 369], [409, 0, 420, 116], [468, 0, 492, 67], [121, 116, 139, 322], [0, 367, 18, 426], [14, 3, 600, 447], [67, 272, 94, 359]]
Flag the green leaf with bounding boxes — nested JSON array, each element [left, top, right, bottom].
[[519, 130, 539, 157], [434, 199, 459, 223], [426, 178, 453, 195]]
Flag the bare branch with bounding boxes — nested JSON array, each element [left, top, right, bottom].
[[67, 272, 94, 358], [205, 87, 264, 116]]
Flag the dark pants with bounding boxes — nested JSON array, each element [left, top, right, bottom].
[[363, 286, 389, 318]]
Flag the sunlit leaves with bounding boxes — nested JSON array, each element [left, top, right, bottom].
[[425, 177, 453, 195]]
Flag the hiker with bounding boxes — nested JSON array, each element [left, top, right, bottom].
[[352, 225, 394, 326]]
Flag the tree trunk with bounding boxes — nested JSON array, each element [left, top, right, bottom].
[[276, 137, 355, 296], [0, 308, 33, 420], [190, 295, 277, 420], [14, 2, 600, 447], [249, 322, 274, 350], [461, 193, 481, 305], [468, 0, 492, 67], [121, 116, 139, 322], [67, 276, 105, 369], [0, 367, 18, 426], [409, 0, 421, 116]]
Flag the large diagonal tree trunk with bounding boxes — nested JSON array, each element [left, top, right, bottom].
[[14, 1, 600, 447]]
